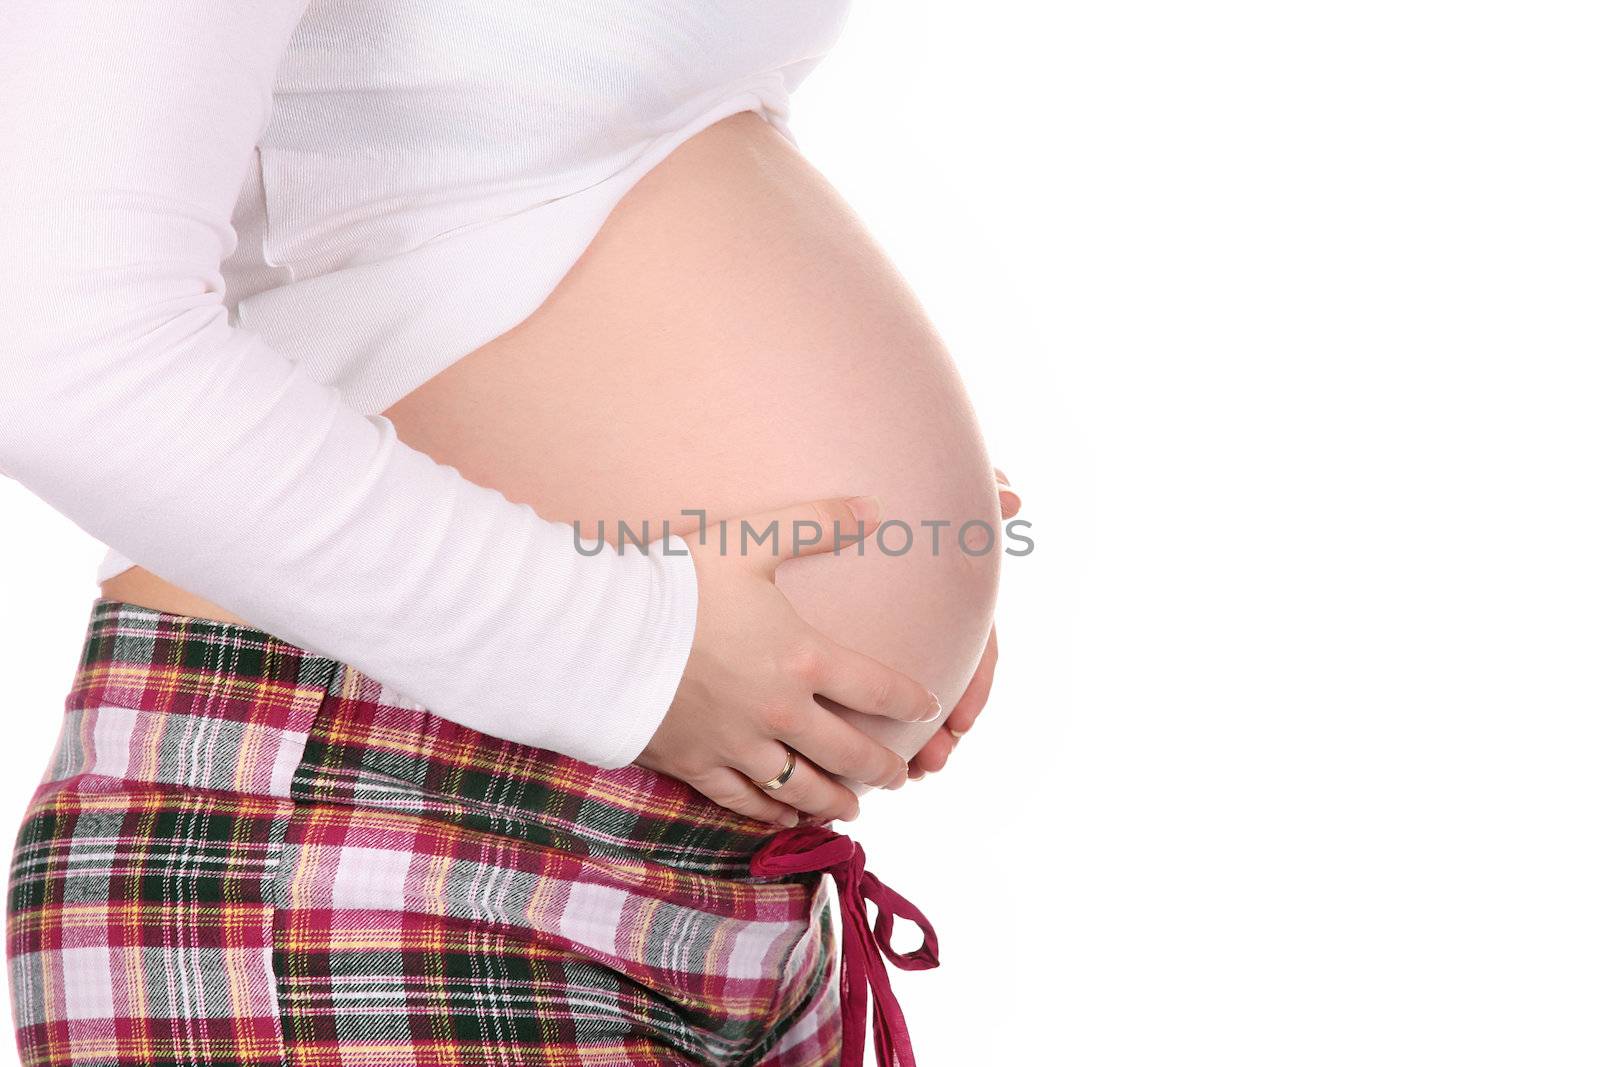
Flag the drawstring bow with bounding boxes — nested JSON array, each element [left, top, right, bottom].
[[751, 825, 939, 1067]]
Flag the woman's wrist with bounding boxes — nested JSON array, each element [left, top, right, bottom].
[[573, 530, 701, 769]]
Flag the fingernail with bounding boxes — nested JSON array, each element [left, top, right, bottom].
[[995, 469, 1010, 486], [948, 726, 967, 740], [918, 694, 943, 722], [908, 767, 926, 781], [845, 495, 882, 525], [777, 811, 799, 828], [999, 489, 1022, 509]]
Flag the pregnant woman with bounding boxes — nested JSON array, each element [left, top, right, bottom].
[[0, 3, 1007, 1066]]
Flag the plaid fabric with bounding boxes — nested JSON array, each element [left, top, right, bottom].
[[7, 598, 841, 1066]]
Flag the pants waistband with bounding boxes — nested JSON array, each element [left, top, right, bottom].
[[50, 597, 781, 877]]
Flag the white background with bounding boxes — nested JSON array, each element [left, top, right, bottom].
[[3, 2, 1597, 1064]]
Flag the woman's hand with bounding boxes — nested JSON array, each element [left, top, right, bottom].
[[637, 495, 941, 827], [908, 469, 1020, 779]]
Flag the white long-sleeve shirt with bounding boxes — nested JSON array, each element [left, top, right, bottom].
[[0, 1, 848, 768]]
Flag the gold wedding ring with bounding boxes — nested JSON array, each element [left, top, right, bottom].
[[753, 747, 798, 791]]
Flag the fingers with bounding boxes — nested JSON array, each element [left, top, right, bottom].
[[812, 636, 942, 724], [944, 625, 998, 738], [689, 767, 802, 828], [996, 469, 1022, 520], [721, 495, 885, 571], [908, 626, 999, 780], [791, 697, 909, 789], [909, 728, 957, 778], [737, 743, 861, 822]]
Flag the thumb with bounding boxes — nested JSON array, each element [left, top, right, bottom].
[[718, 495, 884, 571]]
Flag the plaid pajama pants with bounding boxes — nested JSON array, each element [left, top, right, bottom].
[[6, 598, 843, 1066]]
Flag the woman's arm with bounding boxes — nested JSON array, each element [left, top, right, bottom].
[[0, 0, 680, 767], [0, 0, 932, 802]]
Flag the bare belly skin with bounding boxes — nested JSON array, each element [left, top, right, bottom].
[[102, 111, 1001, 767]]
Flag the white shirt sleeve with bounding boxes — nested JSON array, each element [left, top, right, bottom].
[[0, 0, 698, 769]]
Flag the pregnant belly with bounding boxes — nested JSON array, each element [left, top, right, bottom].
[[384, 111, 1001, 771]]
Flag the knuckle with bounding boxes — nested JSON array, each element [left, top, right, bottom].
[[810, 500, 848, 531], [704, 782, 742, 806], [866, 675, 894, 714], [781, 645, 825, 686], [793, 783, 832, 816], [756, 697, 799, 736], [880, 756, 909, 788], [831, 739, 868, 778], [854, 738, 884, 775]]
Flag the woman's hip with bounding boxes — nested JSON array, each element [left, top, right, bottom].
[[6, 597, 840, 1066]]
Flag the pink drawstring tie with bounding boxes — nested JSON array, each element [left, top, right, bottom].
[[751, 825, 939, 1067]]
